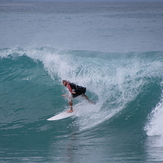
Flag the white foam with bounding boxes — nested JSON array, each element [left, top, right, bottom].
[[145, 94, 163, 147]]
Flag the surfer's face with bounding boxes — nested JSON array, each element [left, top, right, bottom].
[[62, 81, 67, 86]]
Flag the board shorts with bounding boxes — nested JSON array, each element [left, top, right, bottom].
[[72, 87, 86, 98]]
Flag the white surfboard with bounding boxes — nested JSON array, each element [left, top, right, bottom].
[[47, 110, 76, 121]]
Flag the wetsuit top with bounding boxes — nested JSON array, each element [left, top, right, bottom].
[[69, 82, 86, 97]]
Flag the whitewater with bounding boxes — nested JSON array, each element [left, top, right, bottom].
[[0, 2, 163, 163]]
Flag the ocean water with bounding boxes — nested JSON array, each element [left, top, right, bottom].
[[0, 1, 163, 163]]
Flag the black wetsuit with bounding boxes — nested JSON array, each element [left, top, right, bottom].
[[69, 83, 86, 98]]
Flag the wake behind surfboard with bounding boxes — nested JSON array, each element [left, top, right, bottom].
[[47, 110, 76, 121]]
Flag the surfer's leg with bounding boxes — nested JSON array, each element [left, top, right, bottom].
[[67, 98, 73, 113], [82, 94, 94, 104]]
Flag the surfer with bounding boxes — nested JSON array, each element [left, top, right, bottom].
[[62, 80, 93, 113]]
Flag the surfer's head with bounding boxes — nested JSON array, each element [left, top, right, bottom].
[[62, 80, 67, 86]]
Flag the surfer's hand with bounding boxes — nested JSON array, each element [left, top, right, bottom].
[[62, 95, 66, 97], [72, 91, 76, 94]]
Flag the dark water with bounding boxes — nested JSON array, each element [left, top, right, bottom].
[[0, 2, 163, 163]]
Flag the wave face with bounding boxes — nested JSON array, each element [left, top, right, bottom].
[[1, 47, 163, 162]]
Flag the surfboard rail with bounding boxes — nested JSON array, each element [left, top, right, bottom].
[[47, 110, 75, 121]]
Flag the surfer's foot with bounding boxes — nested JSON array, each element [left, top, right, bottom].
[[67, 109, 73, 113]]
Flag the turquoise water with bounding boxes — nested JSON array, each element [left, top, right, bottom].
[[1, 2, 163, 163]]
